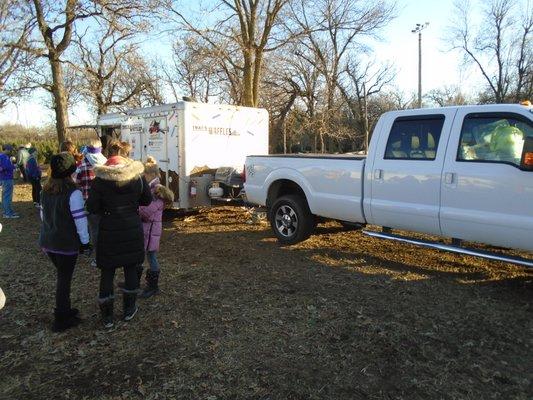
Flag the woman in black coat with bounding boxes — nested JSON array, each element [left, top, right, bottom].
[[86, 144, 152, 328]]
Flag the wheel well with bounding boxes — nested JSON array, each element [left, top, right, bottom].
[[266, 179, 308, 208]]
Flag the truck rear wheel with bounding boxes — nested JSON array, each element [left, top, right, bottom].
[[270, 195, 314, 245]]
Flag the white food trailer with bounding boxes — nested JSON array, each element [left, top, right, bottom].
[[97, 101, 269, 209]]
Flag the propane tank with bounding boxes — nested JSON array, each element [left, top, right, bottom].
[[208, 184, 224, 198], [189, 180, 197, 197]]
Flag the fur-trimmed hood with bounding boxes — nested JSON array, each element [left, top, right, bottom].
[[94, 159, 144, 182]]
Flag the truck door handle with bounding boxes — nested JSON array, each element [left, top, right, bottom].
[[444, 172, 456, 184], [374, 169, 383, 180]]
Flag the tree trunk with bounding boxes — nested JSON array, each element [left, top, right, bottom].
[[50, 57, 69, 144], [96, 91, 107, 115], [252, 51, 263, 107], [242, 49, 254, 106]]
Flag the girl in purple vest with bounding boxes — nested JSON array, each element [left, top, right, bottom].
[[39, 153, 91, 332]]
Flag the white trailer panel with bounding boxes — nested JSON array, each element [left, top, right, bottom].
[[97, 101, 269, 209]]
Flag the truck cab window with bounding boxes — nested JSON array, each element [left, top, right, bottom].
[[458, 113, 533, 167], [384, 115, 444, 160]]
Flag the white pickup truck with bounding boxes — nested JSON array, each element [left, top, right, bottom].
[[245, 104, 533, 267]]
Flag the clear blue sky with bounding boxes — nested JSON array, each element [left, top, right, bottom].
[[374, 0, 482, 95], [0, 0, 483, 127]]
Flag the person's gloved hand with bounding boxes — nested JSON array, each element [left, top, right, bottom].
[[79, 242, 93, 256]]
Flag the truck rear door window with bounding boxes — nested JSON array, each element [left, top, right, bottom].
[[384, 115, 445, 160], [457, 113, 533, 168]]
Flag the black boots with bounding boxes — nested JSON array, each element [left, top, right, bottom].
[[99, 292, 137, 327], [52, 308, 81, 332], [122, 289, 138, 321], [139, 270, 160, 299], [98, 296, 114, 328]]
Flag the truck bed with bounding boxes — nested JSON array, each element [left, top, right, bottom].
[[245, 154, 366, 223]]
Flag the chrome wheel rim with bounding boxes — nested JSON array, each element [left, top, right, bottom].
[[274, 204, 298, 238]]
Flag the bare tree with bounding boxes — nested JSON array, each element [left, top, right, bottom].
[[339, 59, 395, 151], [6, 0, 151, 142], [289, 0, 396, 152], [260, 51, 309, 153], [0, 1, 34, 109], [72, 19, 156, 115], [448, 0, 532, 103], [161, 34, 222, 103], [426, 85, 470, 107], [169, 0, 291, 107], [122, 59, 165, 109], [29, 1, 102, 142]]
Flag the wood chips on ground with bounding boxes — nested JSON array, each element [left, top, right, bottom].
[[0, 182, 532, 400]]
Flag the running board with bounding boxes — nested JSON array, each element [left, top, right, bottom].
[[362, 230, 533, 268]]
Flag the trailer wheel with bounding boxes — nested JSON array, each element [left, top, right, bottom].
[[270, 195, 314, 245]]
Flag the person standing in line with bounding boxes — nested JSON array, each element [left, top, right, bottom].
[[60, 139, 84, 169], [119, 141, 132, 159], [138, 157, 174, 298], [16, 144, 30, 182], [86, 142, 152, 328], [39, 153, 92, 332], [0, 144, 19, 219], [25, 148, 42, 207], [75, 139, 107, 267]]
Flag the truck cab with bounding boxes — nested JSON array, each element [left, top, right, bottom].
[[365, 104, 533, 251]]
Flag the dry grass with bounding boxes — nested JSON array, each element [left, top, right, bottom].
[[0, 182, 532, 400]]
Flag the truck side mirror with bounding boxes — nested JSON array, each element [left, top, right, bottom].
[[521, 136, 533, 171]]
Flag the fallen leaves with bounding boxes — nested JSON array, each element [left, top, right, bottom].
[[0, 184, 532, 399]]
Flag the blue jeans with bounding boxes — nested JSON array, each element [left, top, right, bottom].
[[0, 179, 15, 216], [146, 251, 160, 272]]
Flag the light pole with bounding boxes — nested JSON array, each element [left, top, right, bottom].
[[412, 22, 429, 108]]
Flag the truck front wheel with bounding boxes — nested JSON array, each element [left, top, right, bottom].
[[270, 195, 314, 245]]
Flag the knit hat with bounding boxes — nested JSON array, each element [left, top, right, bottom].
[[28, 147, 37, 155], [50, 152, 76, 179], [2, 144, 13, 152]]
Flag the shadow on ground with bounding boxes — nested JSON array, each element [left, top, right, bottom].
[[0, 182, 532, 400]]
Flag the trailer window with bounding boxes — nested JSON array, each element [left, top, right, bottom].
[[384, 115, 445, 160], [457, 113, 533, 167]]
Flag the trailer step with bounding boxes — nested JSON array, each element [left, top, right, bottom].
[[362, 230, 533, 268]]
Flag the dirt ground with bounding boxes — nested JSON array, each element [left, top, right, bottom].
[[0, 182, 532, 400]]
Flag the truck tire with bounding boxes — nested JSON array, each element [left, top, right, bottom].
[[270, 195, 314, 245]]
